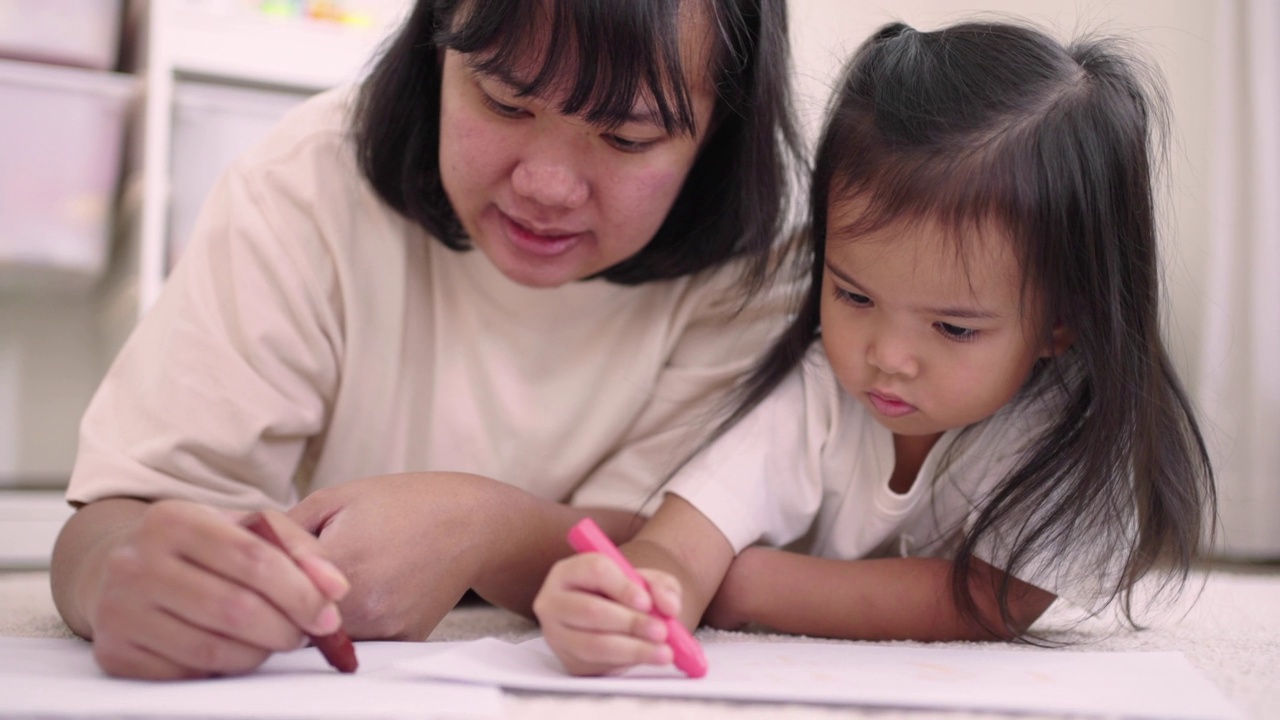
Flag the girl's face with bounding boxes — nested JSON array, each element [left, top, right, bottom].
[[820, 197, 1070, 442], [437, 12, 716, 288]]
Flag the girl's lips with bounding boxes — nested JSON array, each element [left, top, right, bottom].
[[500, 213, 583, 257], [867, 391, 917, 418]]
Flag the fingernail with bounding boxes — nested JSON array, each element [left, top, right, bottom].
[[652, 645, 674, 665], [645, 619, 668, 642], [630, 589, 652, 612], [314, 604, 341, 634]]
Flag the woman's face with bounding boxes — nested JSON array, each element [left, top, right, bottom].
[[437, 11, 716, 288]]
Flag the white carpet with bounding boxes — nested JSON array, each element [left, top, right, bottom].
[[2, 566, 1276, 719]]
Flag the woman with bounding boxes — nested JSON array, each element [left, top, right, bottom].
[[51, 0, 802, 680]]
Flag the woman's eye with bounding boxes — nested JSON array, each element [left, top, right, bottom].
[[481, 93, 527, 118], [604, 133, 657, 153], [935, 322, 978, 342], [833, 287, 872, 307]]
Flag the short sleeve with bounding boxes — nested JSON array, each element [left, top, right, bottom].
[[568, 259, 799, 515], [67, 141, 344, 510], [661, 355, 830, 553]]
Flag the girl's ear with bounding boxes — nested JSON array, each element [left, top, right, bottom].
[[1041, 320, 1076, 358]]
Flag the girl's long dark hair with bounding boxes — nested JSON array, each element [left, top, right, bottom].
[[354, 0, 803, 289], [728, 20, 1216, 638]]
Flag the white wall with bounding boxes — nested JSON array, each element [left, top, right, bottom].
[[787, 0, 1217, 389]]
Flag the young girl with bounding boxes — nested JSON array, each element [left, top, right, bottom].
[[51, 0, 802, 679], [534, 19, 1217, 676]]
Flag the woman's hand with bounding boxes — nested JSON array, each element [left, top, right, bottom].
[[53, 498, 348, 680], [286, 472, 496, 641], [533, 551, 682, 676]]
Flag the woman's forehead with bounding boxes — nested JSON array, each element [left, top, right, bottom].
[[454, 0, 717, 132]]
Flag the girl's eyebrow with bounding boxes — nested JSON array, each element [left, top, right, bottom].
[[824, 258, 999, 320]]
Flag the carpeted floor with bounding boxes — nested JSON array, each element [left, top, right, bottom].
[[3, 564, 1276, 719]]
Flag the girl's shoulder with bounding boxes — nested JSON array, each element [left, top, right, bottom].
[[947, 362, 1084, 478]]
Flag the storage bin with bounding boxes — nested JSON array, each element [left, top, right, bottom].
[[0, 0, 124, 70], [167, 80, 310, 269], [0, 59, 134, 294]]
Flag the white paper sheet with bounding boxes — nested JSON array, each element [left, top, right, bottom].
[[396, 637, 1242, 720], [0, 637, 501, 718]]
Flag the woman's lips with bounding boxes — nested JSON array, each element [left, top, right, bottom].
[[501, 213, 583, 257], [867, 391, 917, 418]]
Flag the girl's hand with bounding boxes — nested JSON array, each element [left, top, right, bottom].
[[81, 500, 347, 679], [533, 552, 683, 676]]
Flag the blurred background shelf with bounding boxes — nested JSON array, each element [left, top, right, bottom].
[[0, 0, 410, 568]]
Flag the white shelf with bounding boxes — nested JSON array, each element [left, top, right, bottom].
[[0, 490, 74, 569], [132, 0, 409, 314], [158, 2, 398, 90]]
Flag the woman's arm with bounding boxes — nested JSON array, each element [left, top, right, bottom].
[[705, 546, 1056, 641], [286, 472, 647, 640]]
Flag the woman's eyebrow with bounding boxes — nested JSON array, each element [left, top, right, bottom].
[[466, 58, 666, 127]]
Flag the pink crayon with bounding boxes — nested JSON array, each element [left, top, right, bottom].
[[566, 518, 709, 679]]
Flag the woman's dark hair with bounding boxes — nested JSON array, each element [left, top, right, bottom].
[[354, 0, 802, 288], [730, 20, 1216, 638]]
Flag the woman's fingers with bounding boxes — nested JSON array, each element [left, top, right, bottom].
[[95, 602, 272, 679], [169, 509, 344, 637], [88, 500, 343, 678]]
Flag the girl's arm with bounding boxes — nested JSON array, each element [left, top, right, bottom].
[[705, 547, 1056, 641], [533, 494, 735, 675]]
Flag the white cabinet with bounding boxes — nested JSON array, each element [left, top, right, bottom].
[[128, 0, 410, 319], [0, 0, 408, 567]]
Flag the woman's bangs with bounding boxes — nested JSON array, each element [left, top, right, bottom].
[[439, 0, 699, 134]]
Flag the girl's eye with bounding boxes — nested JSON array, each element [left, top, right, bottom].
[[603, 133, 658, 153], [833, 287, 872, 308], [480, 93, 527, 118], [935, 322, 978, 342]]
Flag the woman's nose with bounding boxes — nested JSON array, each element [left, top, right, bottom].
[[511, 158, 590, 209]]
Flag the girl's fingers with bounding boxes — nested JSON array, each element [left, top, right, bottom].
[[636, 568, 683, 618], [561, 553, 653, 612], [552, 588, 669, 642], [554, 626, 675, 676]]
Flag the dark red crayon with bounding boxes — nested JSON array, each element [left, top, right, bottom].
[[241, 512, 358, 673]]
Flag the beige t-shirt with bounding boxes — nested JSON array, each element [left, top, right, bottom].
[[67, 87, 791, 514]]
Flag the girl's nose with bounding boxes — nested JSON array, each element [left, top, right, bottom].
[[511, 159, 590, 210], [866, 330, 919, 379]]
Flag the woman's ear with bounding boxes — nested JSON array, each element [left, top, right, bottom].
[[1041, 319, 1076, 358]]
